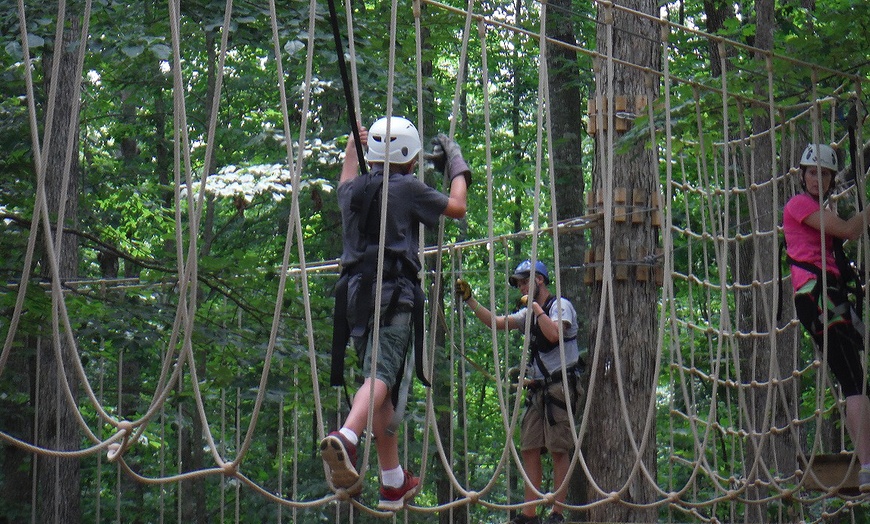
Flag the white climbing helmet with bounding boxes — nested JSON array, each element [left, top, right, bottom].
[[366, 116, 422, 164], [799, 144, 838, 172]]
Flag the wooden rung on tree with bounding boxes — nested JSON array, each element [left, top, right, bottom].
[[614, 187, 627, 223], [633, 191, 647, 224], [651, 192, 663, 227], [615, 246, 629, 281], [587, 94, 649, 135], [583, 249, 595, 285], [586, 190, 597, 212], [797, 453, 862, 495], [654, 248, 664, 286]]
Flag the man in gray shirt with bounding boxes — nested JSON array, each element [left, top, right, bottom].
[[456, 260, 581, 524]]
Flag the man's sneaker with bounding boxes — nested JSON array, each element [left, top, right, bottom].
[[377, 470, 420, 511], [320, 431, 359, 492], [543, 512, 565, 524], [859, 466, 870, 491], [507, 513, 540, 524]]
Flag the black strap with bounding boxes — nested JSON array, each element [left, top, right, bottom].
[[330, 273, 351, 386], [330, 256, 429, 389], [324, 0, 366, 174], [529, 295, 577, 378], [349, 172, 384, 241], [412, 284, 429, 386], [532, 370, 579, 426]]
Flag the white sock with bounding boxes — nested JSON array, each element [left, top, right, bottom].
[[339, 427, 358, 446], [381, 465, 404, 488]]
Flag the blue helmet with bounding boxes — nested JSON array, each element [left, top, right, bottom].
[[509, 259, 550, 287]]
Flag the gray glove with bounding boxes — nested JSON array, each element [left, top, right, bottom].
[[426, 133, 472, 186], [425, 139, 447, 173]]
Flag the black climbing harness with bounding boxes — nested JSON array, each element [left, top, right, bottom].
[[330, 168, 429, 407], [525, 295, 581, 426], [786, 239, 865, 328]]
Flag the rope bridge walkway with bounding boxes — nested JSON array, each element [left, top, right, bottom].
[[1, 0, 868, 522]]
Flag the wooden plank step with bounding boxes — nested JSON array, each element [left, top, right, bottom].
[[797, 453, 861, 495]]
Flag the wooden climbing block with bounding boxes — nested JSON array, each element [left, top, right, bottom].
[[615, 247, 629, 281], [633, 191, 646, 224], [654, 248, 664, 286], [614, 187, 627, 222], [583, 249, 594, 285], [651, 193, 663, 227], [586, 98, 597, 135], [636, 247, 649, 282], [798, 453, 861, 495], [635, 95, 648, 113], [615, 95, 629, 131], [594, 247, 604, 282]]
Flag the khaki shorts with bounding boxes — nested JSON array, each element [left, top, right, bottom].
[[520, 382, 577, 454], [356, 311, 412, 391]]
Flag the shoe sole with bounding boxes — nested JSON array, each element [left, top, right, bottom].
[[320, 436, 360, 493], [377, 483, 420, 511]]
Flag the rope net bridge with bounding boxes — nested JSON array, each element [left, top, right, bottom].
[[1, 0, 868, 522]]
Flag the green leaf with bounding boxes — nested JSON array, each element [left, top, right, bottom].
[[27, 33, 45, 48], [121, 45, 144, 58], [283, 40, 304, 56], [150, 43, 171, 60], [4, 40, 21, 58]]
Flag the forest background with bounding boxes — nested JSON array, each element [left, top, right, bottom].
[[1, 0, 869, 522]]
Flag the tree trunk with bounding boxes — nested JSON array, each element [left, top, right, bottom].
[[587, 1, 661, 522], [511, 0, 524, 259], [736, 1, 799, 520], [36, 18, 82, 524], [702, 0, 734, 77], [0, 337, 34, 521], [544, 0, 588, 514], [179, 28, 221, 524]]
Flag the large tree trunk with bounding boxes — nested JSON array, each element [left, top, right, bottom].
[[736, 1, 800, 520], [0, 337, 34, 521], [510, 0, 524, 259], [544, 0, 587, 515], [36, 18, 82, 524], [702, 0, 734, 77], [587, 1, 661, 522], [545, 0, 586, 330]]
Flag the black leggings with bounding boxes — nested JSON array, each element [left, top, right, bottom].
[[795, 289, 869, 397]]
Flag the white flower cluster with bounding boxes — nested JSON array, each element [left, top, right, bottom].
[[183, 164, 332, 203]]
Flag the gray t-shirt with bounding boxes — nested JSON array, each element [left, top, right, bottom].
[[338, 167, 449, 310], [508, 296, 579, 380]]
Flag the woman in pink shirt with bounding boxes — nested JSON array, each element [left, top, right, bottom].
[[783, 143, 870, 487]]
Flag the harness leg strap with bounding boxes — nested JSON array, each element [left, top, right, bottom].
[[330, 274, 351, 386]]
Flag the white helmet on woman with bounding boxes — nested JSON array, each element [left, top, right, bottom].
[[799, 144, 839, 172], [366, 116, 422, 164]]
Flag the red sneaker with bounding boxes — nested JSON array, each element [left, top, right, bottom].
[[377, 470, 420, 511], [320, 431, 359, 493]]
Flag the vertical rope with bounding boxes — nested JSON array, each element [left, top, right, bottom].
[[30, 336, 40, 524], [277, 384, 283, 523], [235, 387, 241, 522], [116, 349, 123, 521], [96, 357, 104, 523], [292, 365, 299, 523], [220, 387, 226, 522], [176, 380, 183, 521]]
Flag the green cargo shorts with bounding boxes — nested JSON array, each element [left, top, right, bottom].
[[357, 311, 412, 391]]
